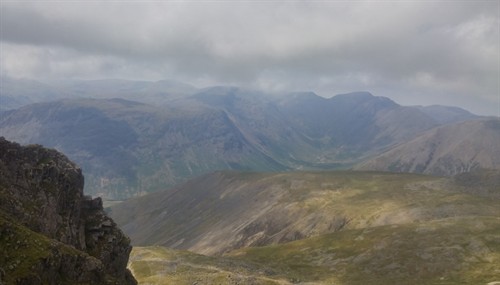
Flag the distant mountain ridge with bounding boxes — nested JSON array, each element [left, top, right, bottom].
[[0, 78, 487, 198], [0, 77, 199, 111], [415, 105, 480, 124], [355, 118, 500, 175]]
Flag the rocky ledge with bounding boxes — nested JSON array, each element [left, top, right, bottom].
[[0, 137, 136, 284]]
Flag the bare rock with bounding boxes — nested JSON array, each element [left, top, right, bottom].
[[0, 137, 137, 284]]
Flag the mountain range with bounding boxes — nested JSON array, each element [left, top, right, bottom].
[[1, 78, 490, 199], [2, 77, 500, 284]]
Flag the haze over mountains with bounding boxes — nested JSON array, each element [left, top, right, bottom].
[[1, 77, 495, 199], [2, 78, 499, 284], [2, 2, 499, 284], [356, 119, 500, 175]]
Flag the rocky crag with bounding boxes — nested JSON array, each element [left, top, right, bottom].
[[0, 137, 136, 284]]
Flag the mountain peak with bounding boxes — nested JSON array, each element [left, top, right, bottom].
[[355, 118, 500, 175], [330, 91, 398, 107], [334, 91, 374, 98]]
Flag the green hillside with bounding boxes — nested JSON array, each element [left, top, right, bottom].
[[115, 170, 500, 284], [129, 216, 500, 284], [128, 246, 287, 285], [112, 171, 500, 255]]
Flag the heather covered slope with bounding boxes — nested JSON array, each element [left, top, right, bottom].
[[111, 170, 500, 255], [355, 118, 500, 175], [225, 216, 500, 284], [129, 217, 500, 284], [122, 170, 500, 285]]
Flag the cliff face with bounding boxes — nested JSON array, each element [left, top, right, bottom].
[[0, 137, 136, 284]]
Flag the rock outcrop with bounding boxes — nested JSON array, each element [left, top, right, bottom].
[[0, 137, 136, 284]]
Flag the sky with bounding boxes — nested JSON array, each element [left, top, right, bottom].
[[1, 1, 499, 116]]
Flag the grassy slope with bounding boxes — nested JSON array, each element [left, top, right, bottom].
[[125, 170, 500, 284], [113, 171, 499, 255], [130, 216, 500, 284], [0, 210, 105, 285], [129, 246, 288, 285], [229, 217, 500, 284]]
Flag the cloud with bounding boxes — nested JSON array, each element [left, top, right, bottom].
[[1, 1, 499, 115]]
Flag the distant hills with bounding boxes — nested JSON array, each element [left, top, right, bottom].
[[0, 98, 287, 198], [0, 78, 491, 198], [0, 77, 197, 111], [113, 170, 500, 284], [415, 104, 483, 124], [355, 118, 500, 175]]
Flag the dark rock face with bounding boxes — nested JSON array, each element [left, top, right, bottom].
[[0, 137, 136, 284], [82, 197, 136, 282]]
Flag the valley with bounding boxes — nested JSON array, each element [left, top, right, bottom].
[[0, 79, 490, 199], [1, 83, 499, 284]]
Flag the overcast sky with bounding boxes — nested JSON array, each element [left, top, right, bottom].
[[1, 1, 499, 115]]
